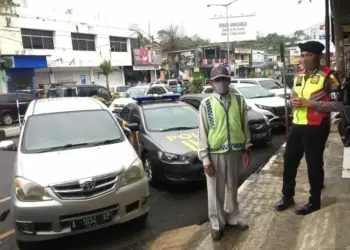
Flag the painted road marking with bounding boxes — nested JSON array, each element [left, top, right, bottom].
[[0, 229, 15, 240], [0, 197, 10, 203]]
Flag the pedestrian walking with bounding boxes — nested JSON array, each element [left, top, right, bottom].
[[275, 41, 343, 215], [198, 66, 251, 241]]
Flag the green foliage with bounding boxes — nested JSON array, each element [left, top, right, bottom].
[[97, 60, 119, 97], [248, 71, 257, 78], [92, 95, 107, 105], [157, 24, 210, 52]]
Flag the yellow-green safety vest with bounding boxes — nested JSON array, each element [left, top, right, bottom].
[[204, 93, 246, 153]]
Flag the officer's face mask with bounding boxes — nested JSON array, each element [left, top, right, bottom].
[[212, 79, 230, 96], [301, 52, 319, 71]]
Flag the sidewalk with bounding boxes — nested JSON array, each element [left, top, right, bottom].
[[147, 130, 350, 250]]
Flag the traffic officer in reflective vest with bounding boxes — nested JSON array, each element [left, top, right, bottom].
[[198, 66, 251, 241], [275, 41, 343, 215]]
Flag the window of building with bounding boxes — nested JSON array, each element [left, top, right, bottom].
[[71, 33, 96, 51], [21, 28, 54, 49], [110, 36, 127, 52]]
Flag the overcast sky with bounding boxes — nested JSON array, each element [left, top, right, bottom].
[[23, 0, 325, 39]]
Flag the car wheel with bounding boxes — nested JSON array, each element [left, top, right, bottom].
[[2, 113, 13, 125], [16, 240, 34, 250], [143, 154, 157, 185]]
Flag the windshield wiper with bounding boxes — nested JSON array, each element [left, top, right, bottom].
[[161, 126, 199, 132], [37, 143, 89, 153], [92, 138, 121, 146]]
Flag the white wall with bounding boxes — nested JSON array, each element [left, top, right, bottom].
[[0, 6, 137, 68]]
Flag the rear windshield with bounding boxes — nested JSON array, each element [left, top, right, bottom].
[[168, 80, 178, 86]]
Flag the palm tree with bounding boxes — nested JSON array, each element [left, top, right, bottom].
[[98, 60, 119, 97]]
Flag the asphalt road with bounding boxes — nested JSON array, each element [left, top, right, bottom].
[[0, 130, 285, 250]]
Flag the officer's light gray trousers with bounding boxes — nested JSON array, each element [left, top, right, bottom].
[[206, 150, 243, 230]]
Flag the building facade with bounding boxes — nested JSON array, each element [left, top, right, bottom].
[[0, 3, 138, 93]]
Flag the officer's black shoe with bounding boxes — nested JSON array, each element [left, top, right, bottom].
[[295, 203, 320, 215], [211, 229, 223, 241], [274, 198, 295, 211]]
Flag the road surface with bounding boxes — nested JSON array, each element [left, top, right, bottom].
[[0, 131, 285, 250]]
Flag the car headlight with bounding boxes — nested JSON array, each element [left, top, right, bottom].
[[263, 115, 271, 126], [14, 177, 52, 202], [157, 151, 188, 162], [121, 158, 145, 186], [255, 104, 269, 110]]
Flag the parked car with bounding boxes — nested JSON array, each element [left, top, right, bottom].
[[110, 86, 130, 98], [155, 79, 179, 91], [109, 84, 173, 114], [116, 94, 204, 184], [180, 94, 272, 145], [46, 84, 111, 104], [0, 97, 149, 248], [230, 83, 292, 127], [0, 93, 36, 125], [231, 78, 292, 99]]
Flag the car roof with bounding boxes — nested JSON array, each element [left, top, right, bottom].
[[52, 84, 105, 88], [180, 94, 211, 100], [233, 83, 260, 88], [238, 78, 277, 81], [26, 97, 107, 116], [137, 100, 187, 110]]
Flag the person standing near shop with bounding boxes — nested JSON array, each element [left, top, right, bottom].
[[275, 41, 343, 215], [198, 66, 251, 241]]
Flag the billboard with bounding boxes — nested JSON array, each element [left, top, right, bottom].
[[210, 16, 257, 43], [133, 49, 161, 66], [252, 50, 265, 68]]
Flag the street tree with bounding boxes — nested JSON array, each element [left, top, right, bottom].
[[98, 60, 118, 98], [157, 24, 183, 52]]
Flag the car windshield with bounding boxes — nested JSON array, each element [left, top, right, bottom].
[[237, 86, 275, 99], [143, 105, 199, 132], [258, 80, 283, 90], [125, 87, 148, 97], [116, 86, 129, 92], [21, 110, 124, 153]]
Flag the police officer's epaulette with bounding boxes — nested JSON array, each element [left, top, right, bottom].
[[319, 65, 332, 77]]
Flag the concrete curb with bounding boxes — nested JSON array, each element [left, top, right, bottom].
[[146, 142, 287, 250], [0, 126, 20, 141]]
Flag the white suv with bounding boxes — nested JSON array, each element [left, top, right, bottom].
[[231, 78, 291, 99]]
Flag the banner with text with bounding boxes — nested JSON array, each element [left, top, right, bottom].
[[210, 16, 257, 43]]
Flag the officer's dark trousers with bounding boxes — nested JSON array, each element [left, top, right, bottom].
[[282, 119, 330, 208]]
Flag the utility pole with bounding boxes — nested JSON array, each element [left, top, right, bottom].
[[148, 22, 157, 81], [331, 0, 345, 75], [325, 0, 331, 66], [207, 0, 239, 74]]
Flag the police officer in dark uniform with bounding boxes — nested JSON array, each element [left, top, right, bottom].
[[275, 41, 343, 215]]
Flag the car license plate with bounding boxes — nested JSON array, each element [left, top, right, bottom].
[[70, 211, 114, 231], [253, 132, 267, 139]]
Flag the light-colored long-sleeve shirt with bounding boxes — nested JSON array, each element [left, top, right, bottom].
[[198, 92, 251, 166]]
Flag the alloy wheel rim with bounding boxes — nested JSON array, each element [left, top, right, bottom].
[[3, 115, 12, 125]]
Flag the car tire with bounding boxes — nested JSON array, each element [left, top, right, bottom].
[[143, 154, 158, 186], [2, 113, 13, 125], [16, 240, 34, 250]]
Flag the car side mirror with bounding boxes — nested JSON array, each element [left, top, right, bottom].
[[127, 123, 140, 132], [0, 140, 17, 151]]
